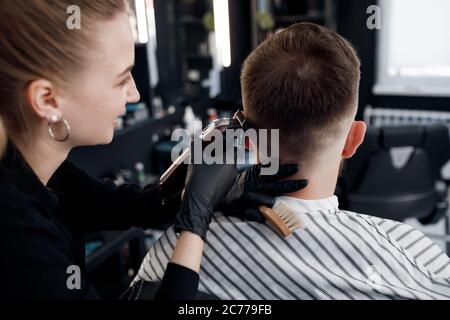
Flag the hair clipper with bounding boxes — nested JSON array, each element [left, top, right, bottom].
[[158, 110, 248, 200]]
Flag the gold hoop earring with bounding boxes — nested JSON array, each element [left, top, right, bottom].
[[48, 116, 71, 142]]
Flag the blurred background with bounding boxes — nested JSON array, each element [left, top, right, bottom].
[[67, 0, 450, 299]]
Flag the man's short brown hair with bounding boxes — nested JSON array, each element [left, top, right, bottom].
[[241, 22, 361, 162]]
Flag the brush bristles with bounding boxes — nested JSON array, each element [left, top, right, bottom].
[[274, 201, 304, 231]]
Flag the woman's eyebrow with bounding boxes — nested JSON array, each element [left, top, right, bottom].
[[116, 64, 135, 78]]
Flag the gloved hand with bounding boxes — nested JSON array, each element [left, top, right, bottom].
[[217, 163, 308, 223], [173, 153, 239, 241], [157, 164, 187, 222]]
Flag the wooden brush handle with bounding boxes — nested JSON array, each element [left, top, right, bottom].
[[258, 206, 292, 237]]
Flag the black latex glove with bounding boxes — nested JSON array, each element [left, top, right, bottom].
[[173, 153, 239, 241], [157, 164, 187, 221], [217, 163, 308, 223]]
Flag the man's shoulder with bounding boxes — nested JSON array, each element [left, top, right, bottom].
[[337, 209, 425, 247], [339, 209, 407, 231], [341, 209, 450, 274]]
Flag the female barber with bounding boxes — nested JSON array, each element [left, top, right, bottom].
[[0, 0, 307, 300]]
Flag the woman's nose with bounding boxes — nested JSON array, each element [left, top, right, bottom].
[[127, 76, 140, 103]]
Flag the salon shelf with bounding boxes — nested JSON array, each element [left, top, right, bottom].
[[177, 1, 212, 101], [185, 53, 212, 60], [85, 227, 147, 299], [275, 13, 325, 23], [86, 227, 146, 273], [250, 0, 337, 49], [181, 16, 204, 25]]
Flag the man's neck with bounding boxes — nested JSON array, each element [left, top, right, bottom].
[[282, 158, 341, 200], [12, 136, 69, 186]]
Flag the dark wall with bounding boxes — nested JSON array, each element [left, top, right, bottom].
[[337, 0, 450, 120], [337, 0, 377, 120], [132, 45, 153, 109], [154, 0, 184, 105], [219, 0, 252, 103]]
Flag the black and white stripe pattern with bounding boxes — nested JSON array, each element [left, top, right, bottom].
[[134, 196, 450, 300]]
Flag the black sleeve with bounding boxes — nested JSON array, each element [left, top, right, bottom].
[[48, 161, 181, 234], [0, 192, 99, 300], [122, 263, 200, 300], [154, 263, 200, 300]]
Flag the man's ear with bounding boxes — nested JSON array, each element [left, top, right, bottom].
[[25, 79, 62, 120], [342, 121, 367, 159]]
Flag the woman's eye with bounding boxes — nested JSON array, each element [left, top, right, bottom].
[[119, 75, 132, 87], [120, 79, 129, 86]]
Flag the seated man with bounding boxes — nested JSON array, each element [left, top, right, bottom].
[[134, 22, 450, 299]]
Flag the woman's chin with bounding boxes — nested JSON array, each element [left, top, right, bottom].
[[101, 125, 116, 144], [86, 132, 115, 146], [103, 131, 115, 144], [72, 126, 116, 146]]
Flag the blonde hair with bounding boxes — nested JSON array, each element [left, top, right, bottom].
[[0, 0, 129, 137], [0, 117, 6, 158]]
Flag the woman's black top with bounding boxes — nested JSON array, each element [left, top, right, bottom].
[[0, 144, 198, 300]]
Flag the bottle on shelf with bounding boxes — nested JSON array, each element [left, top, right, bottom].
[[152, 96, 165, 119], [183, 105, 196, 137], [207, 108, 218, 124], [135, 162, 146, 185]]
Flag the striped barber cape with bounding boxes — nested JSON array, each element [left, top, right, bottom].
[[134, 195, 450, 300]]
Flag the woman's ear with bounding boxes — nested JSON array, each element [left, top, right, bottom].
[[25, 79, 62, 120], [342, 121, 367, 159]]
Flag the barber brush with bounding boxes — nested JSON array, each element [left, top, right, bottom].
[[258, 201, 304, 238]]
